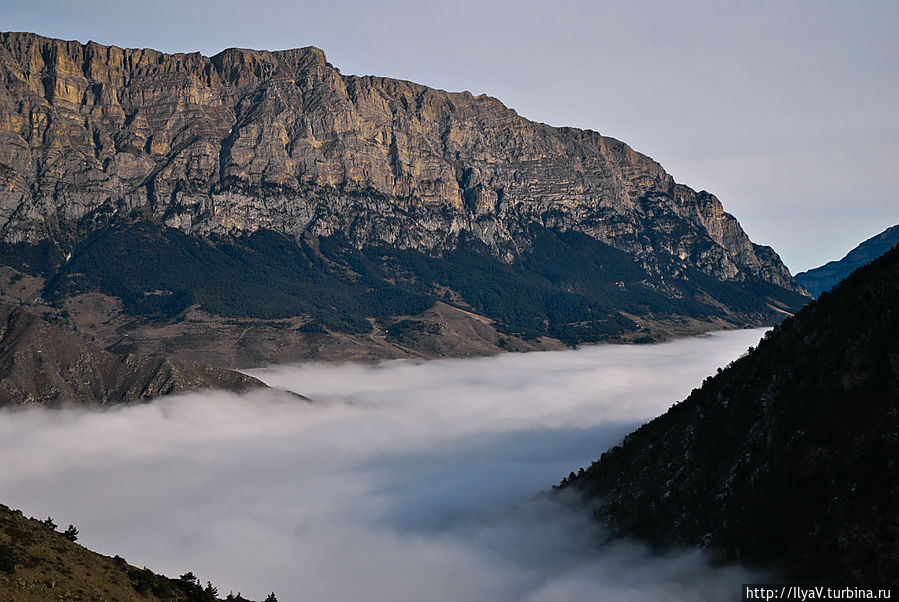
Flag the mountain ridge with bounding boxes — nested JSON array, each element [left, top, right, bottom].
[[0, 31, 798, 287], [0, 31, 808, 364], [561, 243, 899, 582], [795, 224, 899, 297]]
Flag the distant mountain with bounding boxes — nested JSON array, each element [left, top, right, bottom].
[[795, 225, 899, 297], [561, 244, 899, 582], [0, 502, 262, 600], [0, 32, 808, 365], [0, 301, 263, 406]]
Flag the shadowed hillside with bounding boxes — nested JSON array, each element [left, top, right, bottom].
[[562, 244, 899, 582], [0, 503, 267, 601], [0, 301, 264, 406]]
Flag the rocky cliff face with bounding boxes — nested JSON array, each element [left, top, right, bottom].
[[0, 31, 798, 291], [0, 32, 812, 364], [0, 301, 263, 406], [561, 245, 899, 582]]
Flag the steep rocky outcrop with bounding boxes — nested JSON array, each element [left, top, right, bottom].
[[561, 244, 899, 582], [0, 32, 809, 361], [0, 32, 800, 285], [795, 224, 899, 297], [0, 301, 263, 406]]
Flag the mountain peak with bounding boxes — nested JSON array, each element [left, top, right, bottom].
[[0, 31, 808, 364]]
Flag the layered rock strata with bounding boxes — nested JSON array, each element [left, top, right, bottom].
[[0, 32, 799, 291]]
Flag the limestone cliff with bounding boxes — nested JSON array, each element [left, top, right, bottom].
[[0, 32, 813, 364], [0, 31, 798, 291]]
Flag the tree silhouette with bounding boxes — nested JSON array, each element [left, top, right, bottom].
[[0, 544, 15, 573]]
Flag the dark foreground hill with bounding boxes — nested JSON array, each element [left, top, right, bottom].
[[0, 301, 263, 406], [795, 224, 899, 298], [0, 503, 264, 601], [0, 32, 808, 365], [562, 244, 899, 582]]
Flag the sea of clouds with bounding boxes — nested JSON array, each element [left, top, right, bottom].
[[0, 329, 768, 601]]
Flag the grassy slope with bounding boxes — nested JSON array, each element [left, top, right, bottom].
[[0, 504, 258, 601]]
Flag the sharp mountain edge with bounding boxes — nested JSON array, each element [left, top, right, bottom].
[[795, 224, 899, 298], [0, 32, 809, 366]]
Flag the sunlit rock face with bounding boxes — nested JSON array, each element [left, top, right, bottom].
[[0, 32, 799, 291]]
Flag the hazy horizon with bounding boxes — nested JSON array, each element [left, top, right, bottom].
[[0, 329, 767, 600]]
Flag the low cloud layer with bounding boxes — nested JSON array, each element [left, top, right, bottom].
[[0, 330, 766, 600]]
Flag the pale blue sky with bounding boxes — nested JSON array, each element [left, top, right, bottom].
[[3, 0, 897, 272]]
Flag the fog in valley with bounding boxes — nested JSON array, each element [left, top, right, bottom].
[[0, 330, 768, 601]]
